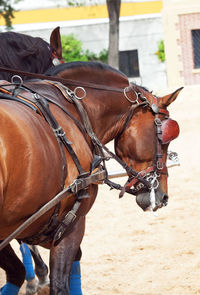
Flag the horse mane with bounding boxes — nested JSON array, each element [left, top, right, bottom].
[[46, 61, 127, 79], [132, 83, 151, 93], [0, 31, 54, 81]]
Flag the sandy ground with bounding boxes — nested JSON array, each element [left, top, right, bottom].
[[0, 85, 200, 294]]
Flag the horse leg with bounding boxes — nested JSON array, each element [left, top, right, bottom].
[[26, 245, 82, 295], [49, 216, 86, 295], [0, 243, 25, 295], [28, 247, 83, 295], [28, 246, 82, 295], [19, 243, 41, 295], [70, 247, 82, 295], [28, 245, 49, 287]]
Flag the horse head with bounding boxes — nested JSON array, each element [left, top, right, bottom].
[[114, 85, 182, 212], [45, 61, 182, 212]]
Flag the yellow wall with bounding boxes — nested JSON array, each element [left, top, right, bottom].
[[0, 1, 162, 25]]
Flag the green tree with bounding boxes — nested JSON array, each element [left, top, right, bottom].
[[0, 0, 20, 29], [61, 34, 88, 62], [55, 0, 121, 68], [61, 34, 108, 63]]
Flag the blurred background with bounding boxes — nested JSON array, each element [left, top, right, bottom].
[[1, 0, 200, 92]]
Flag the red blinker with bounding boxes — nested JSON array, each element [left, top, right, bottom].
[[161, 119, 180, 144]]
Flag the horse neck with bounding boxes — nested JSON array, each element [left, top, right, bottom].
[[82, 88, 131, 144], [57, 65, 131, 144]]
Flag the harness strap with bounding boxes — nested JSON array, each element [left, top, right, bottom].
[[45, 80, 73, 103], [125, 167, 155, 191], [69, 91, 104, 157], [154, 116, 166, 171], [34, 91, 87, 176], [1, 83, 86, 176], [53, 188, 89, 243], [0, 66, 126, 93], [0, 85, 43, 115], [115, 102, 147, 141], [0, 169, 106, 251], [90, 134, 152, 189]]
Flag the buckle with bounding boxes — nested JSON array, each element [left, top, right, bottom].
[[154, 118, 162, 126], [157, 161, 164, 170], [70, 179, 82, 194]]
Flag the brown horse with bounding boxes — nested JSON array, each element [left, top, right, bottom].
[[0, 61, 182, 294], [0, 27, 65, 294]]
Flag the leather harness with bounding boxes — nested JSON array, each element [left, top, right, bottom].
[[0, 69, 170, 249]]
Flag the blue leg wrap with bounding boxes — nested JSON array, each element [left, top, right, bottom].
[[19, 243, 35, 281], [0, 282, 20, 295], [69, 261, 83, 295]]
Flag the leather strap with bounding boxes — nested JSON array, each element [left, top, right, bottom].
[[0, 66, 125, 93], [0, 169, 106, 251]]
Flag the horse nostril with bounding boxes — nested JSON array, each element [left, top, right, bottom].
[[162, 194, 168, 206]]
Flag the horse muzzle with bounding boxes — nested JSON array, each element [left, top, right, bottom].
[[136, 190, 168, 211]]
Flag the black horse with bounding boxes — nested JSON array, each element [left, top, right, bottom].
[[0, 27, 63, 81]]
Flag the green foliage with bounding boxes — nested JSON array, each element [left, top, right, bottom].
[[0, 0, 15, 29], [61, 34, 88, 62], [61, 34, 108, 63], [155, 40, 165, 62], [84, 49, 108, 63], [66, 0, 98, 7], [67, 1, 83, 7], [0, 0, 21, 29]]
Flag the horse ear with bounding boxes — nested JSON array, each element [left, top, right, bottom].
[[50, 27, 63, 60], [160, 87, 183, 107]]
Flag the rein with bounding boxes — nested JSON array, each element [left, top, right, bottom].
[[0, 169, 106, 251], [62, 82, 169, 199], [0, 71, 170, 249], [0, 66, 125, 93], [0, 67, 162, 190]]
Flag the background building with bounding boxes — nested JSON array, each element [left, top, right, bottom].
[[162, 0, 200, 88], [1, 1, 168, 91]]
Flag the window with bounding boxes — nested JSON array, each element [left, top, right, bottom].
[[119, 50, 140, 77], [192, 29, 200, 69]]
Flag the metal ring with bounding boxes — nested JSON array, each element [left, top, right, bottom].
[[11, 75, 23, 86], [123, 86, 139, 104], [152, 178, 159, 189], [74, 87, 86, 100]]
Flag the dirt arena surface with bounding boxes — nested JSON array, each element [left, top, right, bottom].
[[0, 85, 200, 294]]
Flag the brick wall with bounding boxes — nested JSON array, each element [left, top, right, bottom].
[[179, 13, 200, 85]]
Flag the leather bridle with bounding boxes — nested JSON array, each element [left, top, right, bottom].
[[113, 83, 170, 198]]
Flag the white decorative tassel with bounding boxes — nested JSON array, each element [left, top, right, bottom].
[[150, 188, 156, 209], [149, 188, 158, 217]]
